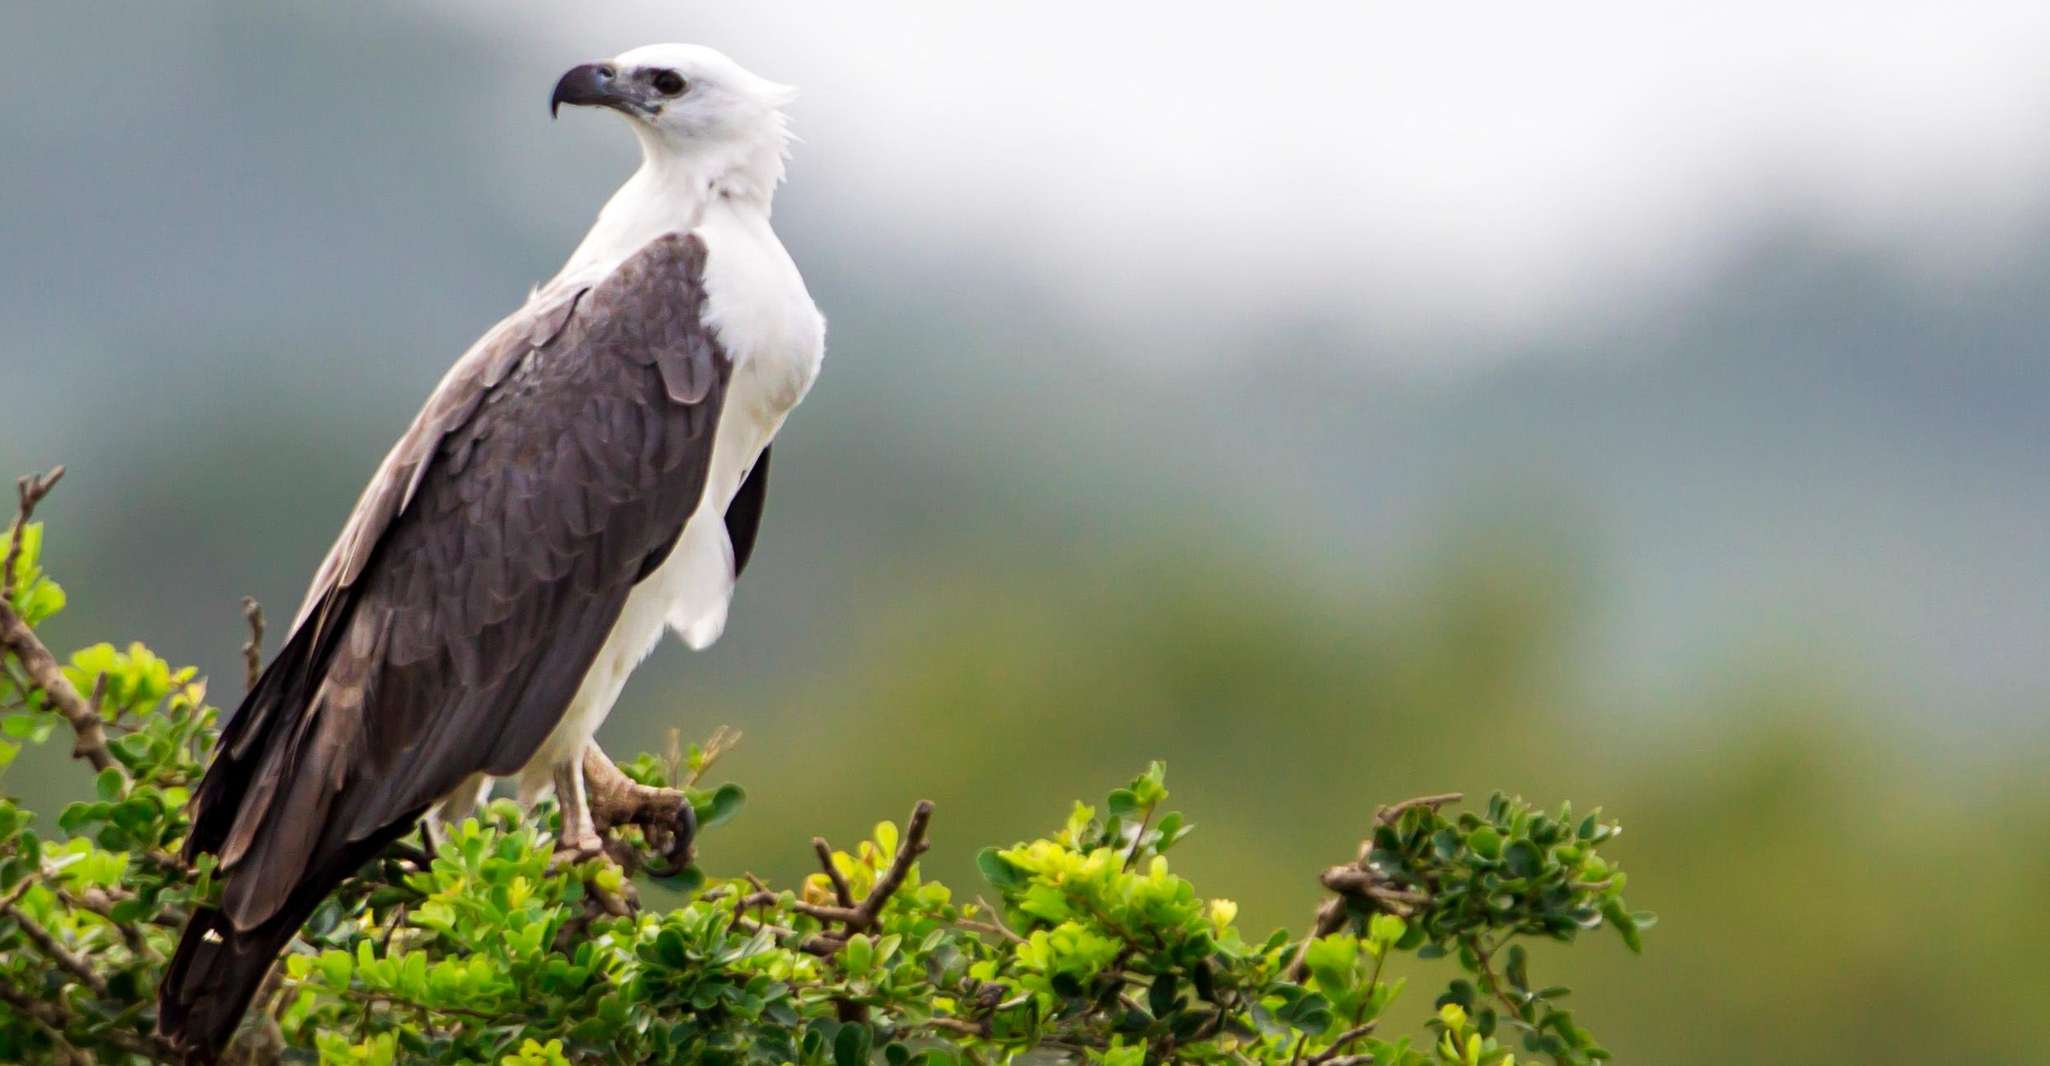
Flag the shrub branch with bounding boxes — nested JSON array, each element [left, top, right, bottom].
[[0, 467, 124, 782], [1288, 792, 1463, 981]]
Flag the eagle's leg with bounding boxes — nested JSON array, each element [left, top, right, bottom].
[[552, 757, 605, 858], [582, 744, 697, 875]]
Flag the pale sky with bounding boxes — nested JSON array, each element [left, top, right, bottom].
[[439, 2, 2050, 353]]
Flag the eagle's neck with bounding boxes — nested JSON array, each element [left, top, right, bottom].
[[555, 135, 785, 288]]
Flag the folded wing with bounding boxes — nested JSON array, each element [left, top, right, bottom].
[[185, 232, 729, 930]]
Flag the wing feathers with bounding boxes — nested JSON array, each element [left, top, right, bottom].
[[188, 232, 730, 930]]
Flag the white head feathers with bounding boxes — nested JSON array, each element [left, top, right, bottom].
[[555, 44, 797, 206]]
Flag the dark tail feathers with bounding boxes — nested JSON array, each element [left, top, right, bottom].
[[157, 905, 307, 1063]]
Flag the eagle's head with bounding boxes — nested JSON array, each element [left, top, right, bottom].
[[551, 44, 795, 193]]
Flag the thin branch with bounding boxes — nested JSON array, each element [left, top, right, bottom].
[[329, 983, 514, 1025], [0, 873, 33, 911], [0, 470, 123, 783], [1288, 792, 1462, 981], [855, 800, 933, 928], [1462, 933, 1531, 1028], [60, 886, 161, 965], [796, 800, 933, 954], [2, 900, 109, 996], [1, 466, 62, 601], [1307, 1023, 1377, 1065], [1319, 866, 1429, 914], [679, 725, 740, 789], [241, 595, 265, 694], [958, 897, 1026, 945], [922, 1017, 990, 1037], [1286, 897, 1349, 982], [1122, 802, 1155, 872], [791, 900, 867, 925], [812, 837, 856, 907], [1375, 792, 1463, 825], [0, 975, 90, 1065]]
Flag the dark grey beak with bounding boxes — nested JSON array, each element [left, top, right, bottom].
[[551, 63, 632, 118]]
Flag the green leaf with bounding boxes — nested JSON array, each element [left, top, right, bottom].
[[975, 847, 1027, 892], [833, 1021, 872, 1066], [318, 949, 353, 989], [842, 933, 874, 975], [1503, 840, 1541, 879], [1302, 934, 1358, 996], [1148, 969, 1180, 1017], [700, 783, 747, 829], [1602, 899, 1644, 953]]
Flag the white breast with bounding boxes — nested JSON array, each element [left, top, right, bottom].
[[659, 196, 825, 643]]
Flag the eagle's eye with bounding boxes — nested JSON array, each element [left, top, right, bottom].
[[651, 70, 687, 96]]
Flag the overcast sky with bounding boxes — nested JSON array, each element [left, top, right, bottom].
[[431, 2, 2050, 356], [2, 3, 2044, 735]]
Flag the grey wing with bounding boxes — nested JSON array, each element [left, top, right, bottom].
[[189, 233, 728, 930]]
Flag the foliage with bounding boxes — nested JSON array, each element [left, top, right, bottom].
[[0, 513, 1648, 1063]]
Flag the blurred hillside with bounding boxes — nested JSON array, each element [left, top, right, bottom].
[[4, 3, 2048, 1063]]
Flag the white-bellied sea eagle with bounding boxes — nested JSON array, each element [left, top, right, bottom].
[[158, 44, 825, 1059]]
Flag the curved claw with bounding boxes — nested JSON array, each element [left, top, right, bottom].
[[642, 801, 698, 879], [582, 744, 704, 877]]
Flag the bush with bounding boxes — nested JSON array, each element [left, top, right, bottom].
[[0, 474, 1650, 1064]]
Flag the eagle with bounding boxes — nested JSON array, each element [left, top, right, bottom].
[[157, 45, 825, 1058]]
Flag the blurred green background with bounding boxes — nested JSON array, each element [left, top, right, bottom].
[[4, 3, 2047, 1061]]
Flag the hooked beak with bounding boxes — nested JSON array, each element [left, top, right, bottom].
[[550, 63, 645, 118]]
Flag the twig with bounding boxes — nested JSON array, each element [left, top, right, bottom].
[[0, 469, 124, 783], [1375, 792, 1462, 825], [679, 725, 740, 789], [797, 800, 933, 954], [241, 596, 265, 694], [854, 800, 933, 928], [0, 873, 34, 911], [1307, 1023, 1377, 1065], [791, 900, 867, 925], [60, 886, 161, 964], [0, 975, 91, 1065], [1286, 897, 1349, 982], [1122, 802, 1155, 872], [1, 466, 62, 601], [2, 900, 109, 997], [1287, 792, 1462, 981], [958, 897, 1026, 944], [812, 837, 856, 907], [332, 984, 511, 1024], [1461, 933, 1530, 1027], [1319, 866, 1429, 913]]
